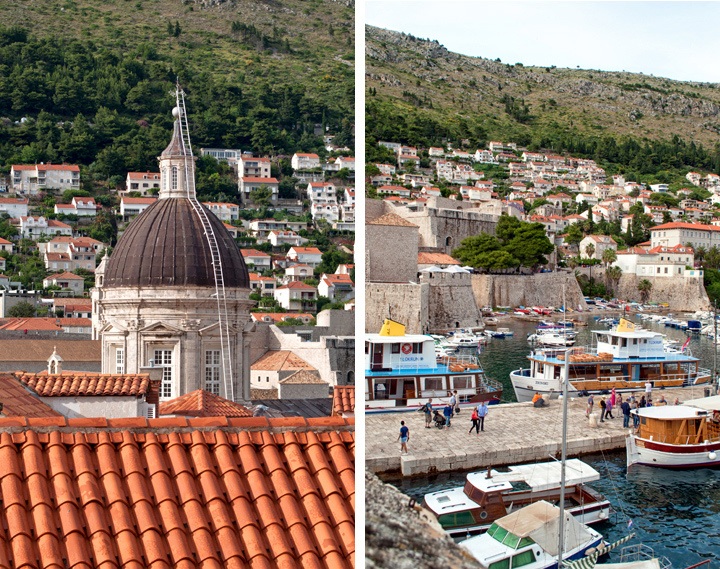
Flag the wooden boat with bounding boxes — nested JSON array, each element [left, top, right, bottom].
[[511, 319, 711, 403], [627, 395, 720, 469], [422, 459, 611, 539], [365, 319, 502, 411]]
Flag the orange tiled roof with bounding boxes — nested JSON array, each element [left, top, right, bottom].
[[333, 386, 355, 416], [251, 350, 315, 372], [417, 252, 461, 265], [158, 389, 253, 417], [0, 417, 355, 568], [16, 371, 151, 397], [0, 340, 100, 363], [0, 375, 61, 418]]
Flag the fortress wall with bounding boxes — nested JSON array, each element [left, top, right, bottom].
[[365, 282, 429, 334], [471, 272, 587, 309], [422, 272, 484, 333], [613, 273, 710, 311]]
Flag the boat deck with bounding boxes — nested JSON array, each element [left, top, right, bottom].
[[366, 385, 713, 477]]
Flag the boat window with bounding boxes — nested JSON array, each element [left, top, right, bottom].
[[518, 537, 534, 548], [437, 511, 476, 529], [512, 550, 536, 567], [489, 560, 509, 569], [424, 377, 444, 391], [453, 376, 472, 389], [413, 343, 423, 354], [501, 532, 521, 549], [391, 344, 400, 354], [365, 342, 369, 354], [537, 363, 544, 374], [633, 339, 638, 345]]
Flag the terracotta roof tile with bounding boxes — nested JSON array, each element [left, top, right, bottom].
[[332, 386, 355, 416], [0, 420, 353, 568], [17, 371, 152, 397], [278, 369, 326, 384], [0, 375, 61, 418], [158, 390, 253, 418], [250, 350, 315, 372], [0, 340, 100, 364]]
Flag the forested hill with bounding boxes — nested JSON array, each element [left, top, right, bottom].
[[0, 0, 354, 180], [366, 26, 720, 178]]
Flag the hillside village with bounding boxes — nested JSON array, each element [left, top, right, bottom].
[[366, 138, 716, 332], [0, 139, 356, 419]]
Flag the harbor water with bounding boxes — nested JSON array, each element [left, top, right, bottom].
[[390, 313, 720, 565]]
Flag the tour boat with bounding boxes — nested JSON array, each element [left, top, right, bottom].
[[422, 459, 611, 539], [459, 500, 605, 569], [366, 319, 503, 411], [626, 395, 720, 469], [511, 319, 711, 402]]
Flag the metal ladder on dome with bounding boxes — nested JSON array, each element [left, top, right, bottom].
[[175, 83, 236, 402]]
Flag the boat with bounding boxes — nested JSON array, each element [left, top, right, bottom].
[[422, 458, 611, 539], [511, 318, 712, 403], [491, 327, 514, 339], [528, 331, 577, 347], [365, 319, 503, 411], [459, 500, 606, 569], [627, 395, 720, 469]]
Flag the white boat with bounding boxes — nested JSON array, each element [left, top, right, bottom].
[[627, 395, 720, 469], [459, 500, 605, 569], [422, 458, 611, 539], [511, 319, 712, 403], [446, 334, 483, 348], [528, 331, 577, 347], [366, 319, 503, 411]]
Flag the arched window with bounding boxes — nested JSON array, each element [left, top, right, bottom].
[[347, 371, 354, 385], [446, 236, 452, 248]]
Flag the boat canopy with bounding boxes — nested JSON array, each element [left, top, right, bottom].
[[684, 394, 720, 413], [366, 333, 431, 344], [467, 459, 600, 494], [493, 501, 593, 557], [634, 405, 708, 420]]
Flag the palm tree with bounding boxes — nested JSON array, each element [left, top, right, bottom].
[[585, 242, 595, 261], [601, 248, 617, 268], [606, 265, 623, 297], [637, 279, 652, 304], [695, 245, 707, 266]]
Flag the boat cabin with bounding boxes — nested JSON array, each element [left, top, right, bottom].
[[593, 329, 665, 359], [635, 406, 720, 446]]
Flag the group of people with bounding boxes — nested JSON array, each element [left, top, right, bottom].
[[397, 392, 491, 453], [586, 386, 680, 429]]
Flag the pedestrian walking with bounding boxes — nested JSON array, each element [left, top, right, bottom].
[[443, 403, 453, 428], [632, 400, 640, 428], [476, 401, 489, 432], [606, 398, 615, 419], [586, 394, 594, 418], [450, 391, 458, 417], [423, 398, 433, 428], [599, 397, 607, 422], [469, 407, 480, 435], [645, 381, 652, 398], [398, 421, 410, 454], [621, 399, 631, 428]]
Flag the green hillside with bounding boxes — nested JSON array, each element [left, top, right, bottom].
[[0, 0, 354, 180], [366, 26, 720, 181]]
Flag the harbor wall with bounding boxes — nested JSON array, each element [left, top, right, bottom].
[[365, 282, 429, 334], [615, 273, 710, 311], [471, 272, 587, 309], [422, 272, 484, 333]]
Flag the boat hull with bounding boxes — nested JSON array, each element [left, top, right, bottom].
[[627, 435, 720, 469]]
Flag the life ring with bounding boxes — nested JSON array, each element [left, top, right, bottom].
[[401, 343, 412, 354]]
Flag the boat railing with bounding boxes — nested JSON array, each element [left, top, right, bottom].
[[436, 353, 482, 369], [618, 544, 672, 569]]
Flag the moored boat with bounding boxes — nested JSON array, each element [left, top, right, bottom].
[[511, 319, 711, 402], [627, 395, 720, 469], [366, 319, 503, 411], [459, 500, 605, 569], [422, 459, 611, 539]]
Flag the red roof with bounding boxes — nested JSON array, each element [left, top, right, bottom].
[[0, 417, 355, 568], [650, 221, 720, 232], [16, 371, 153, 397], [288, 247, 322, 255], [240, 248, 271, 258], [240, 176, 279, 183], [333, 386, 355, 416], [122, 197, 157, 204], [277, 281, 316, 291], [158, 389, 253, 417], [0, 374, 61, 418]]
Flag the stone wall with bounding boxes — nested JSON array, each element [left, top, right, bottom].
[[365, 282, 429, 334], [366, 222, 419, 283], [401, 206, 498, 255], [365, 471, 481, 569], [613, 272, 710, 311], [471, 272, 588, 309], [421, 272, 484, 333], [365, 198, 387, 223]]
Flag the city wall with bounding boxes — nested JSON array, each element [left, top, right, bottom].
[[471, 272, 587, 309], [365, 282, 429, 334], [421, 272, 484, 332]]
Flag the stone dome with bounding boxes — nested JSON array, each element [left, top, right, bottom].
[[104, 198, 249, 288]]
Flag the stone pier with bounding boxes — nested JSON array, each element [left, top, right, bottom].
[[365, 385, 710, 477]]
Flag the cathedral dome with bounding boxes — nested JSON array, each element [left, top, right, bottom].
[[104, 198, 249, 288]]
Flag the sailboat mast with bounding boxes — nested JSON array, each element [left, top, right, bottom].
[[558, 288, 570, 563]]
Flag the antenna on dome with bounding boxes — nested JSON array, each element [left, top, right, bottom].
[[175, 85, 236, 402]]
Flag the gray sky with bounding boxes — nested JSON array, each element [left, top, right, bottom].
[[365, 1, 720, 83]]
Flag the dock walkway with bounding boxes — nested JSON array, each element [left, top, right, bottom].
[[366, 385, 711, 476]]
